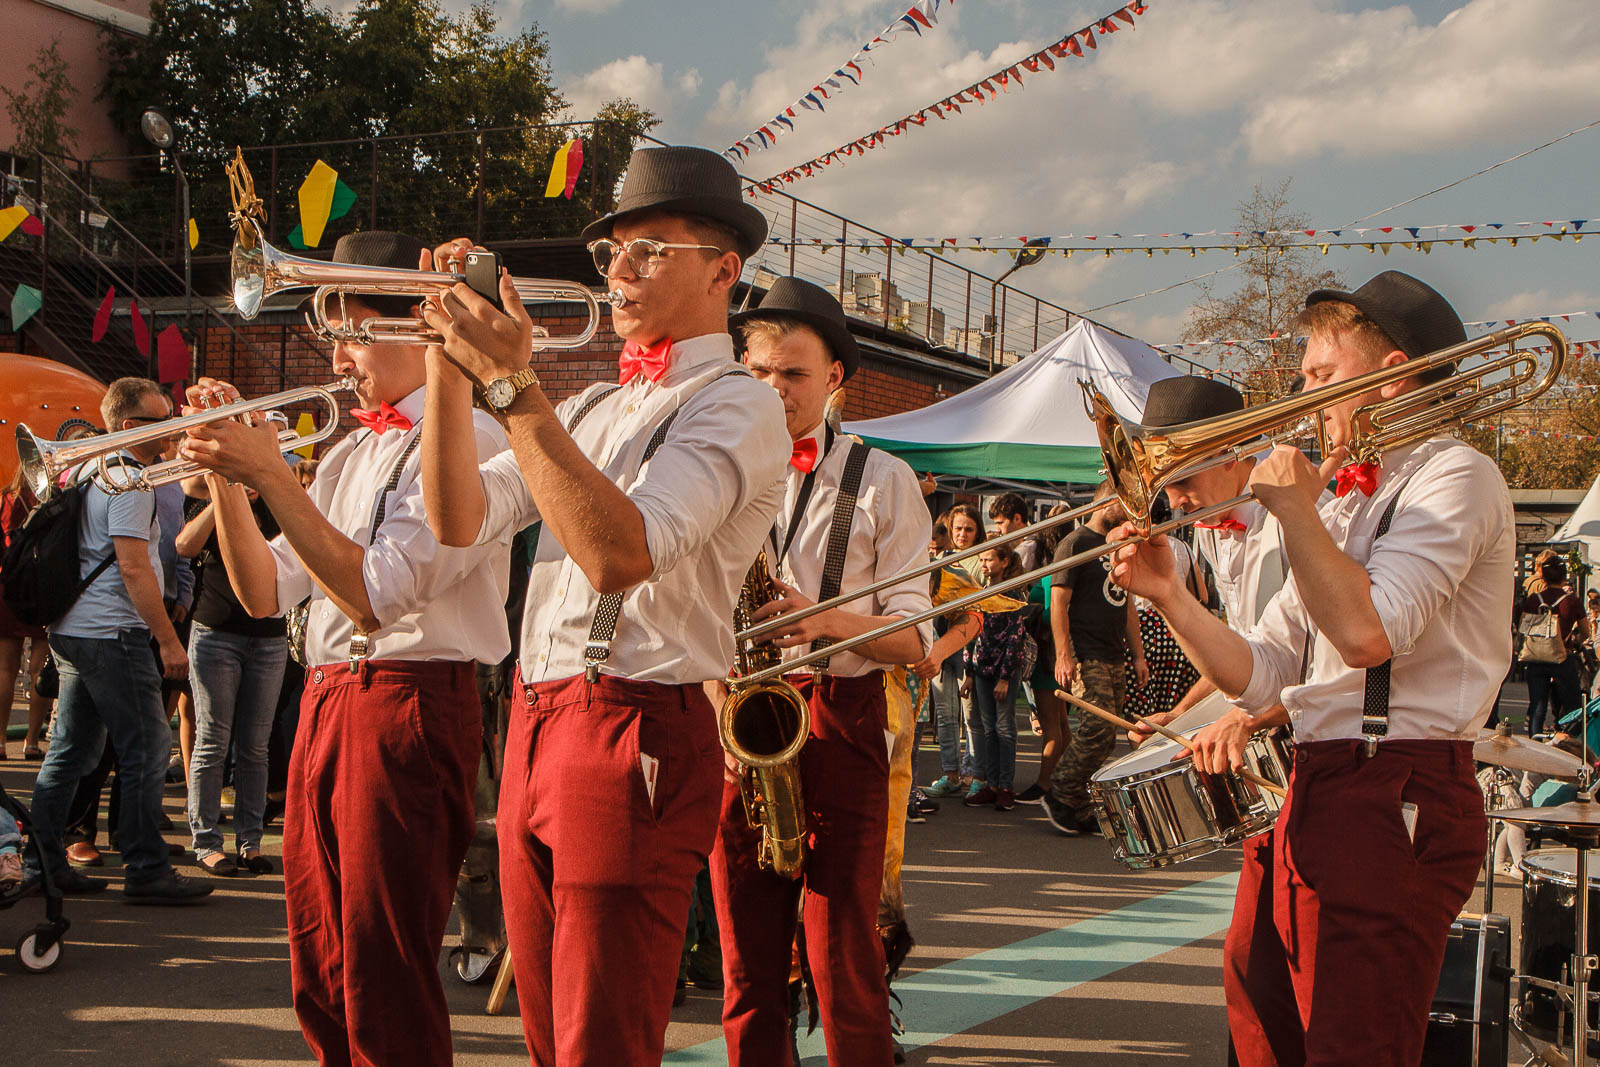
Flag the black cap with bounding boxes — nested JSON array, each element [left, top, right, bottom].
[[581, 146, 768, 259], [1141, 375, 1244, 428], [1305, 270, 1466, 376], [730, 276, 860, 380]]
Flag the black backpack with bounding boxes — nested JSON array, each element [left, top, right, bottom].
[[1, 474, 123, 627]]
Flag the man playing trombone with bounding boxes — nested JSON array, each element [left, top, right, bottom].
[[1107, 271, 1508, 1066], [178, 231, 513, 1066], [415, 145, 791, 1065]]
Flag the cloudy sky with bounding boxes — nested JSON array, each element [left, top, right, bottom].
[[506, 0, 1600, 349]]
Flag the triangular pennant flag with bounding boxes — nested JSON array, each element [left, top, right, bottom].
[[1066, 35, 1083, 57], [1082, 28, 1097, 49], [0, 205, 27, 241], [297, 160, 339, 248], [1114, 6, 1137, 25], [1460, 225, 1475, 233], [92, 286, 115, 342], [9, 284, 41, 329], [129, 298, 150, 357], [157, 324, 189, 383], [1039, 51, 1055, 71]]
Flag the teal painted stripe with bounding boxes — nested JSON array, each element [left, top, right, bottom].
[[664, 869, 1240, 1064]]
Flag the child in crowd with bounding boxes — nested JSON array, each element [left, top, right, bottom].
[[960, 547, 1030, 812], [0, 806, 22, 890]]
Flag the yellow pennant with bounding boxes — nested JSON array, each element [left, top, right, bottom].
[[298, 160, 339, 248]]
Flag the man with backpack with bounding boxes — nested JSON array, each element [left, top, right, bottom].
[[21, 377, 212, 902]]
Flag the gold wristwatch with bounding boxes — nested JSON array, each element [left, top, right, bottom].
[[483, 369, 540, 412]]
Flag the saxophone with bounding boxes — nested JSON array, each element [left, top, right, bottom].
[[723, 551, 811, 879]]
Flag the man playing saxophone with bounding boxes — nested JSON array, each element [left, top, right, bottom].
[[718, 277, 932, 1066]]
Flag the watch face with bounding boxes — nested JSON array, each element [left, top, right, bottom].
[[486, 379, 514, 409]]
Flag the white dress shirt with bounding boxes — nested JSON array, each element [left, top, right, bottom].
[[769, 421, 934, 676], [475, 333, 789, 685], [270, 386, 513, 667], [1234, 436, 1514, 742], [1195, 499, 1289, 631]]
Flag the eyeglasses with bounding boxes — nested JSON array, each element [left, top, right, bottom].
[[586, 237, 723, 279], [127, 414, 172, 424]]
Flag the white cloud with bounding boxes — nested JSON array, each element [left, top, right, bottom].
[[677, 68, 703, 96], [563, 55, 703, 120], [1481, 288, 1600, 322], [555, 0, 626, 13]]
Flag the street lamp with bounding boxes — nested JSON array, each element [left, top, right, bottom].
[[987, 238, 1050, 373], [140, 106, 194, 376]]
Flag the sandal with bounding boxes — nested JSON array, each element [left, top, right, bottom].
[[197, 853, 238, 877], [22, 746, 43, 761], [235, 850, 273, 875]]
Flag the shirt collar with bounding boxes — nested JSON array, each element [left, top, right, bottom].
[[650, 332, 736, 388], [391, 385, 426, 427]]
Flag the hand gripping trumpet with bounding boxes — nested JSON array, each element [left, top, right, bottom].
[[722, 551, 811, 879]]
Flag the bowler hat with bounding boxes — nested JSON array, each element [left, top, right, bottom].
[[1305, 271, 1465, 377], [1142, 376, 1244, 428], [731, 277, 860, 380], [303, 231, 427, 318], [581, 146, 768, 259]]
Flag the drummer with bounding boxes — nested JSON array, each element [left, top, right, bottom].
[[1108, 271, 1508, 1066]]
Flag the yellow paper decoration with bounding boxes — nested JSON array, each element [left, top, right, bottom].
[[293, 412, 318, 459], [298, 160, 339, 249], [188, 218, 199, 249], [0, 205, 28, 241]]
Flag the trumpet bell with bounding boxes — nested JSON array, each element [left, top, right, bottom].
[[231, 237, 268, 319], [16, 424, 61, 500]]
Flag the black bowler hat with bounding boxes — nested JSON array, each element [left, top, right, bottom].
[[730, 277, 860, 380], [303, 231, 427, 318], [1141, 376, 1244, 428], [581, 146, 769, 259], [1305, 270, 1466, 378]]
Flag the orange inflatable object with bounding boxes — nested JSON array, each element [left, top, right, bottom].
[[0, 354, 106, 488]]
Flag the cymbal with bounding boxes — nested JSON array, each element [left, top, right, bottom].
[[1491, 800, 1600, 831], [1473, 727, 1586, 779]]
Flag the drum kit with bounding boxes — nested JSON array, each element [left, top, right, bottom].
[[1087, 703, 1600, 1067]]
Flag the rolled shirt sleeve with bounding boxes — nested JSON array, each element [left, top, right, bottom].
[[866, 454, 935, 659]]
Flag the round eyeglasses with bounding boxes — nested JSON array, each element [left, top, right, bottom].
[[586, 237, 724, 279]]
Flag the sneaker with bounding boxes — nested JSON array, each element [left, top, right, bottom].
[[963, 779, 988, 800], [1015, 784, 1046, 805], [994, 789, 1016, 812], [0, 851, 22, 891], [166, 754, 185, 784], [123, 869, 214, 904], [1042, 793, 1085, 835], [906, 801, 925, 825], [963, 786, 997, 807], [925, 775, 963, 798], [912, 789, 940, 817]]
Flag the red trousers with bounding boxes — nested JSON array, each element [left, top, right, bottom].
[[711, 672, 893, 1067], [285, 660, 480, 1067], [1228, 739, 1485, 1067], [499, 672, 722, 1066]]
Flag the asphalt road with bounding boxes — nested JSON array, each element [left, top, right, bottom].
[[0, 682, 1551, 1064]]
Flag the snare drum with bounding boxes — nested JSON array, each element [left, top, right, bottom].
[[1518, 849, 1600, 1054], [1089, 693, 1292, 869]]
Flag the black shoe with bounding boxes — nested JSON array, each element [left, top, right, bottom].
[[1015, 783, 1046, 805], [46, 866, 110, 895], [1042, 794, 1086, 835], [156, 811, 174, 831], [673, 978, 687, 1007], [123, 869, 214, 904], [906, 802, 925, 825], [912, 789, 940, 816]]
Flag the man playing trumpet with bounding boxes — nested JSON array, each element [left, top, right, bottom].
[[1107, 271, 1507, 1066]]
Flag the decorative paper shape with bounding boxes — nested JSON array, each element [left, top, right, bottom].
[[130, 298, 150, 357], [10, 284, 42, 329], [545, 139, 584, 199], [92, 286, 116, 342], [297, 160, 339, 248], [293, 412, 317, 458], [19, 214, 42, 237], [0, 205, 27, 241], [328, 179, 356, 221], [156, 324, 189, 382], [287, 224, 306, 249], [188, 218, 198, 249]]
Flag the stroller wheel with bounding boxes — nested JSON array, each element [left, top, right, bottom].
[[16, 930, 62, 973]]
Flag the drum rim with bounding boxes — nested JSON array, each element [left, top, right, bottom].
[[1522, 847, 1600, 889]]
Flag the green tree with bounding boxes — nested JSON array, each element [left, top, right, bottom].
[[4, 39, 78, 158], [1182, 179, 1343, 400], [1461, 346, 1600, 489]]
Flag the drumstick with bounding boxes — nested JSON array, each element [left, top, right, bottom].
[[1055, 689, 1288, 800]]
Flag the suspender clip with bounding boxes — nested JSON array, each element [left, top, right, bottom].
[[348, 631, 371, 674], [1363, 736, 1378, 760], [585, 662, 599, 683]]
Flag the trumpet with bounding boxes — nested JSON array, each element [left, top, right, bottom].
[[230, 217, 627, 348], [735, 322, 1567, 681], [16, 379, 355, 498]]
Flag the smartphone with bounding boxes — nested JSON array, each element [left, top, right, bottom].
[[463, 249, 505, 312]]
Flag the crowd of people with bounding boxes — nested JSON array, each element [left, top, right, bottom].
[[0, 141, 1570, 1067]]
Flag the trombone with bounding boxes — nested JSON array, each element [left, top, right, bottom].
[[15, 379, 355, 498], [230, 217, 627, 348], [734, 321, 1567, 681]]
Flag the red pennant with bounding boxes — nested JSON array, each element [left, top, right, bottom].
[[1461, 225, 1476, 233], [156, 324, 189, 383], [1022, 57, 1040, 72], [19, 215, 43, 237], [129, 298, 150, 357], [1379, 227, 1393, 233], [1082, 28, 1097, 48], [1066, 36, 1083, 56], [1114, 7, 1137, 25], [91, 286, 115, 342], [1050, 41, 1069, 57], [1039, 51, 1056, 70]]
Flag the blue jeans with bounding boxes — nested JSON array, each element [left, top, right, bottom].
[[1526, 656, 1584, 736], [932, 658, 976, 777], [186, 624, 287, 858], [972, 670, 1020, 791], [30, 631, 171, 879]]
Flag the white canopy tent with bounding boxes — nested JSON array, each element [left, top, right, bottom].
[[843, 319, 1183, 485], [1553, 473, 1600, 559]]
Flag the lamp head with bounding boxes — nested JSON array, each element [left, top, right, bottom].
[[140, 108, 177, 151]]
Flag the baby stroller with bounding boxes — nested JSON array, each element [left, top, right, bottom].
[[0, 780, 68, 972]]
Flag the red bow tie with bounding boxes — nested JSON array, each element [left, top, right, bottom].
[[350, 402, 413, 435], [1195, 518, 1247, 532], [619, 337, 673, 384], [790, 437, 819, 473], [1335, 461, 1380, 497]]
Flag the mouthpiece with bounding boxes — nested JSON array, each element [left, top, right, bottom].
[[606, 289, 628, 309]]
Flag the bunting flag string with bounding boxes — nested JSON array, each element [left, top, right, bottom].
[[724, 0, 954, 161], [746, 1, 1148, 193]]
